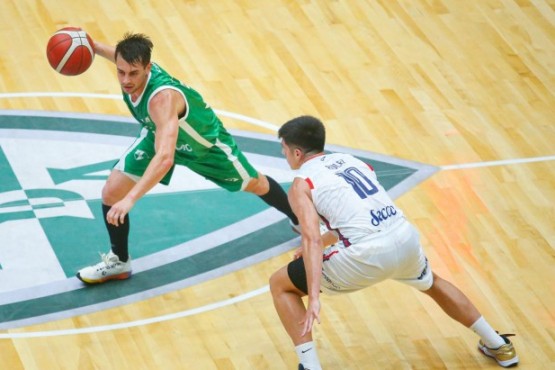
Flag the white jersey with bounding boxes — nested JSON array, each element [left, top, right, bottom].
[[296, 152, 405, 246]]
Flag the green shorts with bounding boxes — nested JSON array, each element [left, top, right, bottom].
[[114, 128, 259, 192]]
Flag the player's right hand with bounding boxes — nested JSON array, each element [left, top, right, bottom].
[[293, 246, 303, 260]]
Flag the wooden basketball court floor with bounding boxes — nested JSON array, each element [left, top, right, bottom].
[[0, 1, 554, 369]]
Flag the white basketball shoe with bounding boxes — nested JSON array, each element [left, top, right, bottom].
[[76, 251, 132, 284]]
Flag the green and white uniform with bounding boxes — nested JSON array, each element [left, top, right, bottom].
[[114, 62, 258, 191]]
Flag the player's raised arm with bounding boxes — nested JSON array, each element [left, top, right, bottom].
[[94, 41, 116, 63]]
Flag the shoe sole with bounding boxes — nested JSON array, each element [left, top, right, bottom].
[[76, 271, 132, 284], [478, 345, 519, 368]]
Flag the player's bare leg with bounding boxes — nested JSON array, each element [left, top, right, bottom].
[[422, 272, 518, 367], [102, 169, 136, 205], [270, 266, 311, 345], [244, 173, 270, 195], [422, 272, 480, 327], [270, 266, 322, 370]]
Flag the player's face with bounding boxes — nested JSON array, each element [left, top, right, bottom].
[[281, 140, 302, 170], [115, 57, 151, 96]]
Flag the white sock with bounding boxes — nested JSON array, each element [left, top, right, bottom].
[[470, 316, 505, 348], [295, 341, 322, 370]]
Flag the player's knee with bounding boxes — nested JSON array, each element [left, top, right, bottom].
[[269, 270, 280, 292], [245, 174, 269, 195], [102, 170, 136, 205], [269, 268, 287, 296], [101, 184, 117, 205], [101, 180, 125, 205]]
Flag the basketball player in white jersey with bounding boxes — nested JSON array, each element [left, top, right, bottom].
[[269, 116, 518, 369]]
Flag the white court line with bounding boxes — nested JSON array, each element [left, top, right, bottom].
[[3, 92, 554, 167], [0, 92, 122, 100], [0, 92, 281, 132], [0, 286, 270, 339], [1, 91, 553, 339], [441, 155, 555, 170]]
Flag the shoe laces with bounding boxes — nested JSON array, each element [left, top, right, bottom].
[[500, 333, 515, 338], [498, 333, 515, 342], [491, 333, 516, 350], [100, 252, 119, 266]]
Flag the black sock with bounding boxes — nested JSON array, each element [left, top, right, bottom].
[[102, 203, 130, 262], [259, 176, 298, 225]]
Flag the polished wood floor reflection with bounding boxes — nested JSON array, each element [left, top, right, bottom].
[[0, 1, 554, 369]]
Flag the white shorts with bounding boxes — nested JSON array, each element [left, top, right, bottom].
[[319, 219, 433, 294]]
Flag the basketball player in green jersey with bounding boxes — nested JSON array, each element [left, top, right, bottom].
[[77, 33, 299, 283]]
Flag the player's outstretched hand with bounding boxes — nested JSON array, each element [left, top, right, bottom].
[[300, 298, 321, 337]]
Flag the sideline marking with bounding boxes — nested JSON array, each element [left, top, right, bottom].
[[0, 286, 270, 339]]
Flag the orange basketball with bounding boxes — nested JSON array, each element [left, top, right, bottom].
[[46, 27, 95, 76]]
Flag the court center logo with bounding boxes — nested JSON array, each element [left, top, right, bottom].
[[0, 110, 436, 329]]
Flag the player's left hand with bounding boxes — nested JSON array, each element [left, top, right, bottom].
[[107, 198, 135, 226], [300, 298, 321, 337]]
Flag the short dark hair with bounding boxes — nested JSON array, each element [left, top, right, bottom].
[[278, 115, 326, 154], [115, 33, 153, 66]]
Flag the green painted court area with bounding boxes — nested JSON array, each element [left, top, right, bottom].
[[0, 112, 432, 329]]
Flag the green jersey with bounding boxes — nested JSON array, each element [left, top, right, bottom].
[[116, 62, 258, 191], [122, 62, 223, 161]]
